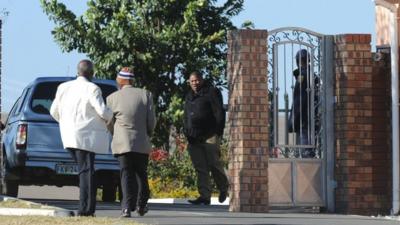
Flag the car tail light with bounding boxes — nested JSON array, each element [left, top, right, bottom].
[[16, 124, 27, 149]]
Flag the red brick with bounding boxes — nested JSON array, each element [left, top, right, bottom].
[[227, 29, 269, 213], [352, 34, 360, 43], [344, 34, 353, 43], [334, 33, 391, 215]]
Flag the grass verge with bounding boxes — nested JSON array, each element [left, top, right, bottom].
[[0, 199, 54, 209], [0, 215, 144, 225]]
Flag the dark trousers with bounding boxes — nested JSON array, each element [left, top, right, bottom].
[[68, 148, 96, 215], [117, 152, 150, 211], [188, 135, 229, 199]]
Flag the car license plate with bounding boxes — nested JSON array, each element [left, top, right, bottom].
[[55, 164, 79, 175]]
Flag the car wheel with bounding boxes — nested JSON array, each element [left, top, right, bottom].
[[3, 179, 18, 197], [1, 153, 19, 197], [102, 184, 117, 202]]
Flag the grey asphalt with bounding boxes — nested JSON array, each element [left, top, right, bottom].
[[19, 185, 79, 200], [19, 186, 400, 225], [23, 198, 400, 225]]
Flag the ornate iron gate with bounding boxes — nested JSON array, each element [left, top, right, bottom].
[[267, 27, 335, 211]]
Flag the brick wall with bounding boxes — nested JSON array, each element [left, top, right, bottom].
[[375, 0, 400, 47], [371, 51, 392, 214], [0, 19, 3, 195], [0, 19, 2, 117], [227, 29, 269, 213], [334, 34, 391, 215]]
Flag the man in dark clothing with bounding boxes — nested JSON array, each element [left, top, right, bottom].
[[288, 49, 315, 158], [184, 71, 229, 205]]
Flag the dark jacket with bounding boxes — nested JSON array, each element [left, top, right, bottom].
[[183, 84, 225, 142], [289, 67, 311, 132]]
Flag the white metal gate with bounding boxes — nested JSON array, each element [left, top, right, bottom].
[[267, 27, 335, 211]]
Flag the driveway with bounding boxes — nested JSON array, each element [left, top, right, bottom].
[[19, 185, 400, 225], [24, 198, 399, 225]]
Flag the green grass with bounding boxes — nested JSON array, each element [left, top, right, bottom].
[[0, 216, 144, 225], [0, 199, 55, 209]]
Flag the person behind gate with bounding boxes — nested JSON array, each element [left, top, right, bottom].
[[106, 67, 156, 217], [288, 49, 316, 158], [183, 71, 229, 205], [50, 59, 113, 216]]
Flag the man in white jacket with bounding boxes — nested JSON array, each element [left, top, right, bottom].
[[50, 59, 113, 216]]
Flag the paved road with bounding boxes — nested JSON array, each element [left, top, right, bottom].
[[18, 186, 400, 225], [22, 198, 400, 225], [19, 185, 79, 200]]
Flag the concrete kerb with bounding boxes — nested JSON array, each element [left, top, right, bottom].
[[0, 196, 228, 217], [0, 207, 73, 217], [0, 195, 74, 217], [148, 197, 230, 205]]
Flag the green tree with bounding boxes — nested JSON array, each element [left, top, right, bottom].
[[40, 0, 243, 147]]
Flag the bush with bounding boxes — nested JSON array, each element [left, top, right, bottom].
[[149, 178, 198, 198], [148, 138, 198, 198], [148, 135, 229, 198]]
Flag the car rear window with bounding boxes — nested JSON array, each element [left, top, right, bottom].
[[12, 87, 30, 116], [30, 81, 117, 115], [97, 83, 118, 101]]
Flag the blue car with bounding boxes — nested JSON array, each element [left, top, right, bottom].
[[2, 77, 120, 201]]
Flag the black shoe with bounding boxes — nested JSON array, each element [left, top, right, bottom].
[[137, 205, 148, 216], [218, 191, 228, 203], [120, 209, 131, 218], [188, 197, 211, 205], [77, 212, 96, 217]]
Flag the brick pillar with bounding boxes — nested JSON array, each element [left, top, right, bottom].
[[334, 34, 391, 215], [227, 29, 269, 213]]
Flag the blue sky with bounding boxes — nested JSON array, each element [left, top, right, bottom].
[[0, 0, 375, 112]]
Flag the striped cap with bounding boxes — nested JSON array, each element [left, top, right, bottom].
[[117, 67, 134, 79]]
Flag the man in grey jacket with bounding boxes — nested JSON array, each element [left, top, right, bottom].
[[106, 67, 156, 217]]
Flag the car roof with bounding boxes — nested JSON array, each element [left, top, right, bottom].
[[28, 76, 116, 87]]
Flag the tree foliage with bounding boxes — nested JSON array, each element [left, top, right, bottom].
[[40, 0, 243, 147]]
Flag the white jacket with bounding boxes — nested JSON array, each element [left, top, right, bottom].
[[50, 76, 113, 154]]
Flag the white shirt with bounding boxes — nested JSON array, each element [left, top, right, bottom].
[[50, 76, 113, 154]]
